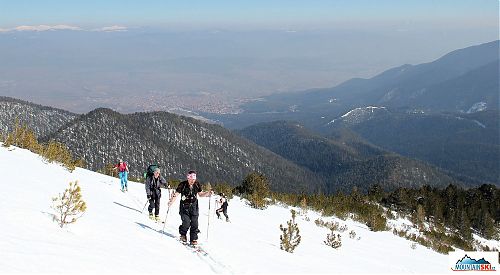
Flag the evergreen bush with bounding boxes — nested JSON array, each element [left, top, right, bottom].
[[324, 231, 342, 249], [213, 182, 234, 199], [279, 209, 301, 253], [239, 172, 270, 209], [51, 181, 87, 228], [3, 122, 82, 171]]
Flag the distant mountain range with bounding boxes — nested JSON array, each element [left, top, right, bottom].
[[207, 41, 500, 186], [208, 40, 499, 129]]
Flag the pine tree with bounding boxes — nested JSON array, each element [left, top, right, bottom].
[[279, 209, 301, 253], [325, 230, 342, 249], [203, 182, 212, 192], [480, 211, 496, 239], [42, 140, 76, 171], [416, 204, 426, 230], [300, 197, 308, 216], [239, 172, 270, 209], [51, 181, 87, 228], [213, 182, 234, 199], [103, 163, 117, 177]]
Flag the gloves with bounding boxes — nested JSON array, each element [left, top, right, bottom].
[[147, 195, 151, 200]]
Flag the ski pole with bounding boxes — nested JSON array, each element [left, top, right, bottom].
[[214, 200, 218, 219], [161, 205, 170, 233], [141, 200, 148, 214], [161, 188, 172, 233], [207, 194, 212, 240]]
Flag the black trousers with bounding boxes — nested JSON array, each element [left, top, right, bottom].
[[216, 207, 229, 219], [148, 194, 160, 216], [179, 202, 199, 241]]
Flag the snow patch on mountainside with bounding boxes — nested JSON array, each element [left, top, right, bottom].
[[335, 106, 388, 125], [467, 102, 487, 114], [455, 116, 486, 128]]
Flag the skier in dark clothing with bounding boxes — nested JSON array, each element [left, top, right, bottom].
[[216, 193, 229, 222], [145, 167, 166, 222], [168, 170, 212, 245]]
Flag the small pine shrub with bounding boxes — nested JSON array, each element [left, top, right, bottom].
[[366, 213, 387, 232], [315, 218, 340, 231], [42, 140, 78, 171], [203, 182, 212, 192], [168, 179, 181, 190], [51, 181, 87, 228], [300, 197, 308, 216], [73, 158, 86, 169], [411, 243, 417, 249], [339, 224, 348, 233], [349, 230, 357, 239], [239, 172, 270, 209], [3, 121, 42, 153], [3, 122, 81, 171], [279, 209, 302, 253], [386, 210, 396, 220], [325, 231, 342, 249], [213, 182, 234, 199]]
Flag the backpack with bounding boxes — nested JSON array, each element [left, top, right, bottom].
[[144, 164, 159, 179], [117, 162, 127, 172]]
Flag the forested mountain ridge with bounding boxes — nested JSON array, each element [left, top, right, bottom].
[[0, 96, 77, 138], [327, 109, 500, 184], [237, 121, 471, 192], [40, 108, 325, 194]]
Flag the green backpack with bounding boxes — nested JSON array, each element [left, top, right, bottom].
[[144, 164, 160, 179]]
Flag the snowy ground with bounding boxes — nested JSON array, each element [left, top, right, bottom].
[[0, 145, 456, 274]]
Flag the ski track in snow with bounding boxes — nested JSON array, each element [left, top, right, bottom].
[[122, 189, 234, 273]]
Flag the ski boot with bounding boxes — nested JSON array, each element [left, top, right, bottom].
[[180, 235, 187, 243], [149, 213, 155, 220]]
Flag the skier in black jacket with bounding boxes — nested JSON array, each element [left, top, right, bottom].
[[168, 170, 212, 245], [216, 193, 230, 222], [145, 167, 166, 222]]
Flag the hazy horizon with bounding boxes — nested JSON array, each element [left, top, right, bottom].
[[0, 0, 498, 113]]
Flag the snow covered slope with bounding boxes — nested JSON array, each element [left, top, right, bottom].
[[0, 144, 451, 274], [328, 106, 389, 125]]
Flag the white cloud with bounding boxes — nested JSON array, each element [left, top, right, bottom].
[[0, 24, 129, 33], [96, 25, 128, 32], [14, 25, 82, 31], [0, 25, 82, 32]]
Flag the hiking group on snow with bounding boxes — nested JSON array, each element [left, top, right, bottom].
[[117, 160, 230, 247]]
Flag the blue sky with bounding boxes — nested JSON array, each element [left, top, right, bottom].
[[0, 0, 497, 30]]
